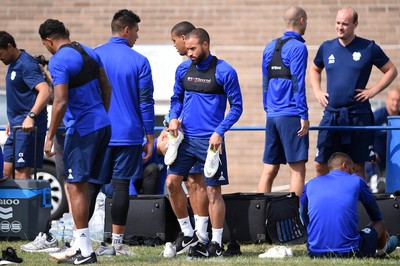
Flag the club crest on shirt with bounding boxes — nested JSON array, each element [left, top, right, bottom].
[[352, 52, 361, 61], [328, 54, 335, 64], [10, 71, 16, 80]]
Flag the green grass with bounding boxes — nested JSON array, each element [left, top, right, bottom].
[[2, 241, 399, 265]]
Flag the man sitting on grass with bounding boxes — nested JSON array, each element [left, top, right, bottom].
[[300, 152, 398, 258]]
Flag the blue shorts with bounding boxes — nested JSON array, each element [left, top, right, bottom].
[[3, 130, 45, 169], [189, 162, 201, 175], [315, 113, 374, 163], [97, 145, 143, 185], [64, 125, 111, 183], [308, 226, 378, 258], [167, 138, 229, 186], [263, 116, 309, 164]]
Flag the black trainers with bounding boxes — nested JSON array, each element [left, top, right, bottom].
[[57, 250, 97, 264], [0, 247, 23, 264], [188, 242, 209, 258], [223, 240, 242, 257], [174, 232, 199, 255], [207, 241, 224, 257]]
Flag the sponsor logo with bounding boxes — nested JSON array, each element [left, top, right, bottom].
[[0, 221, 10, 232], [0, 207, 13, 220], [196, 250, 209, 257], [17, 152, 25, 163], [0, 199, 20, 205], [11, 221, 21, 233], [74, 256, 92, 265], [11, 71, 16, 80], [215, 250, 223, 256], [0, 220, 22, 233], [181, 238, 194, 248], [328, 54, 335, 64], [68, 169, 74, 180], [271, 66, 282, 70], [187, 77, 211, 84]]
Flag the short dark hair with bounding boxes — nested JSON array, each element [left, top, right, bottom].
[[328, 152, 354, 170], [0, 31, 16, 49], [185, 28, 210, 45], [171, 21, 195, 36], [111, 9, 141, 33], [38, 19, 70, 40]]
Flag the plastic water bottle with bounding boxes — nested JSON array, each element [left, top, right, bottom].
[[49, 220, 65, 243], [89, 193, 105, 243], [62, 213, 74, 243]]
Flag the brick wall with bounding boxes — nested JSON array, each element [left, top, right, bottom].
[[1, 0, 399, 193]]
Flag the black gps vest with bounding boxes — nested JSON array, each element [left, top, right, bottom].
[[182, 56, 224, 94], [59, 41, 99, 89], [267, 38, 292, 80]]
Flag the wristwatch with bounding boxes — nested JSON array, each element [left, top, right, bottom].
[[28, 111, 36, 119]]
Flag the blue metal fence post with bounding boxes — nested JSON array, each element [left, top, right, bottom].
[[386, 116, 400, 193]]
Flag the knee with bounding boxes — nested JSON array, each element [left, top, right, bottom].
[[206, 186, 222, 204], [112, 179, 130, 193], [166, 175, 182, 193], [144, 163, 159, 178]]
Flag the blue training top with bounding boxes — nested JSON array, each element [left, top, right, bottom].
[[169, 54, 243, 138], [49, 43, 110, 136], [300, 169, 382, 254], [314, 36, 389, 109], [6, 50, 47, 132], [262, 31, 308, 120], [95, 37, 154, 145]]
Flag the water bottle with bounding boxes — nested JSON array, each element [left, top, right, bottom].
[[62, 213, 74, 243], [89, 193, 105, 243], [49, 220, 64, 243]]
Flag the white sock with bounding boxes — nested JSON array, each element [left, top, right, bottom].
[[211, 228, 223, 246], [112, 233, 124, 245], [195, 216, 209, 241], [75, 228, 93, 257], [194, 215, 199, 226], [178, 216, 193, 237]]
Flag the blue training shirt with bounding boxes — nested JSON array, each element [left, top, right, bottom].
[[300, 169, 382, 254], [262, 31, 308, 120], [49, 43, 110, 136], [169, 54, 243, 138], [314, 36, 389, 109], [6, 50, 47, 132], [95, 37, 154, 145]]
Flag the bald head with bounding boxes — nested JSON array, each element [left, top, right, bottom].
[[338, 6, 358, 23], [387, 87, 400, 98], [386, 87, 400, 116], [284, 6, 307, 35], [284, 6, 307, 27], [328, 152, 354, 173]]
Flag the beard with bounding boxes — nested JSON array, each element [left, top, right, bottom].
[[191, 49, 207, 65]]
